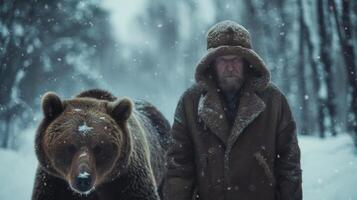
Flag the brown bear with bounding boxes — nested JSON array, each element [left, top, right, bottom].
[[31, 89, 170, 200]]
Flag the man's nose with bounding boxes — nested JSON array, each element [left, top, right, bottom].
[[226, 63, 234, 71]]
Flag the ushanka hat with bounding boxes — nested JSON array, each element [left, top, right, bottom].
[[195, 20, 271, 91]]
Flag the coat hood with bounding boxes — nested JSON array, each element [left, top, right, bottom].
[[195, 20, 270, 92]]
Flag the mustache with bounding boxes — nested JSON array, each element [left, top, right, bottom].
[[222, 70, 241, 75], [222, 73, 240, 78]]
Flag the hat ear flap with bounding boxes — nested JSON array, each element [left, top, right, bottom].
[[41, 92, 63, 120]]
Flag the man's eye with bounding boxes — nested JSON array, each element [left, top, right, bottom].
[[233, 58, 242, 64], [216, 59, 226, 65]]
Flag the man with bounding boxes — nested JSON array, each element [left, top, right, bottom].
[[163, 20, 302, 200]]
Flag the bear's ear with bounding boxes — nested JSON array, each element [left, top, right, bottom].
[[107, 98, 133, 122], [41, 92, 63, 119]]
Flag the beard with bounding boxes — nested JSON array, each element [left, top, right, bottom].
[[217, 76, 245, 93]]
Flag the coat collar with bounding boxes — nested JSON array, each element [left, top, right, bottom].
[[226, 87, 266, 150], [198, 85, 230, 144], [198, 81, 266, 148]]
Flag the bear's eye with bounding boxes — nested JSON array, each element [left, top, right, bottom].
[[93, 145, 103, 156], [93, 143, 117, 170], [54, 144, 77, 169], [66, 144, 77, 155]]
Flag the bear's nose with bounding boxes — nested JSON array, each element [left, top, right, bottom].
[[75, 172, 92, 192]]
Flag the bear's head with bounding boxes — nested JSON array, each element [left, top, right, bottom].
[[35, 90, 133, 195]]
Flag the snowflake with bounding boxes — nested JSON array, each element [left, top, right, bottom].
[[78, 171, 90, 178], [78, 122, 93, 135]]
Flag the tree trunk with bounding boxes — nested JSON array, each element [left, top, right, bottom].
[[329, 0, 357, 145], [302, 16, 326, 137], [297, 0, 309, 135], [276, 0, 291, 94], [317, 0, 337, 136]]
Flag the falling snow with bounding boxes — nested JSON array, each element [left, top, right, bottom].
[[0, 0, 356, 199]]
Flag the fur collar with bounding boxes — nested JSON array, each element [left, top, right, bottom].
[[198, 81, 266, 148]]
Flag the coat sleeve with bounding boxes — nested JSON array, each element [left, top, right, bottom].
[[163, 95, 196, 200], [275, 94, 303, 200]]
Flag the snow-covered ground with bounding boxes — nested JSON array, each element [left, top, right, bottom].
[[300, 134, 357, 200], [0, 130, 356, 200], [0, 127, 37, 200]]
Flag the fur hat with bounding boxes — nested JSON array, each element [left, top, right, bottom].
[[195, 20, 271, 92]]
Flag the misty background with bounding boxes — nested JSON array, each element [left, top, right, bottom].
[[0, 0, 357, 199]]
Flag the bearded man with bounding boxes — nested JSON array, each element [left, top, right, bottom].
[[163, 20, 302, 200]]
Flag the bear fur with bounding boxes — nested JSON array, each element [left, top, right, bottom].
[[32, 89, 170, 200]]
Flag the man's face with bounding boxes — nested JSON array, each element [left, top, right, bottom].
[[214, 55, 245, 92]]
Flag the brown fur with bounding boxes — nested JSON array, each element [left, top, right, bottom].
[[32, 89, 170, 200]]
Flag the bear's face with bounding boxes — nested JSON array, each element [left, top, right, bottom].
[[36, 92, 133, 195]]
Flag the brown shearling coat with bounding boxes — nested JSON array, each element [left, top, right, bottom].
[[163, 20, 302, 200]]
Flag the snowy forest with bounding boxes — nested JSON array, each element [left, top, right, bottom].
[[0, 0, 357, 199]]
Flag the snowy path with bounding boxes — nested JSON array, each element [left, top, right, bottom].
[[0, 133, 356, 200]]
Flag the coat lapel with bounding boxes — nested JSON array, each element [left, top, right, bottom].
[[227, 89, 266, 150], [197, 80, 266, 148], [198, 89, 230, 146]]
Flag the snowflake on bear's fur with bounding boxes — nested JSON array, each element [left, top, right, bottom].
[[78, 122, 93, 135], [78, 171, 90, 178]]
